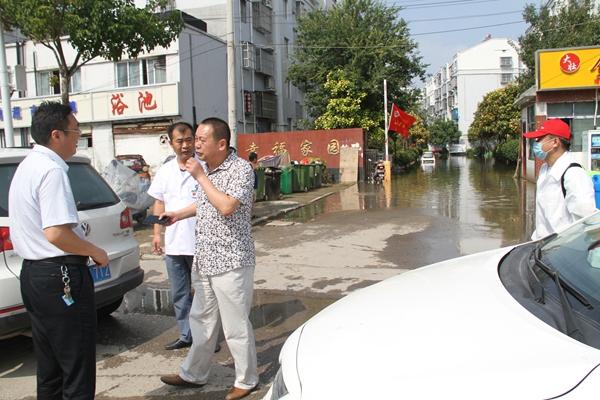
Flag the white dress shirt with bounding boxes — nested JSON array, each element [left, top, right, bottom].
[[532, 152, 597, 240], [8, 145, 84, 260], [147, 157, 198, 255]]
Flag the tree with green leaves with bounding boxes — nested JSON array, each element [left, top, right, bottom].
[[289, 0, 425, 146], [0, 0, 183, 105], [468, 84, 521, 151], [428, 118, 460, 149], [408, 111, 429, 149], [518, 0, 600, 91], [314, 69, 381, 144]]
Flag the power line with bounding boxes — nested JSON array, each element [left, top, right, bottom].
[[412, 20, 525, 36], [196, 9, 523, 25], [407, 10, 522, 23], [395, 0, 502, 9]]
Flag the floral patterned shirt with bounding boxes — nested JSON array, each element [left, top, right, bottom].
[[192, 150, 255, 276]]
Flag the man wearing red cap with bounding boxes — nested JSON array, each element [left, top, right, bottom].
[[523, 119, 596, 240]]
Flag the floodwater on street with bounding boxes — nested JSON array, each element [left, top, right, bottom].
[[284, 156, 536, 254]]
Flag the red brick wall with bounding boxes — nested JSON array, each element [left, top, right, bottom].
[[537, 89, 597, 103], [237, 128, 364, 169]]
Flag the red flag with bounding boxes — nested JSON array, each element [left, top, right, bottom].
[[388, 104, 416, 138]]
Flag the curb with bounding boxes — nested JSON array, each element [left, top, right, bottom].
[[251, 190, 336, 226]]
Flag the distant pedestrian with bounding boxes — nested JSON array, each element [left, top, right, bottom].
[[147, 122, 197, 350], [248, 151, 259, 170], [249, 151, 259, 200], [524, 119, 597, 240], [9, 101, 109, 399], [159, 117, 258, 400]]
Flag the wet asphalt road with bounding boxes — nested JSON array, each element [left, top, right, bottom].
[[0, 159, 535, 399]]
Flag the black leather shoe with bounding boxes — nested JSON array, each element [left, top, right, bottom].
[[164, 339, 192, 350]]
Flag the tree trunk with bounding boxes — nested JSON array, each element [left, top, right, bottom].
[[60, 69, 70, 106]]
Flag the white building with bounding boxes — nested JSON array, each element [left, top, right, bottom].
[[423, 37, 525, 148], [0, 14, 227, 173], [171, 0, 337, 133], [546, 0, 600, 14]]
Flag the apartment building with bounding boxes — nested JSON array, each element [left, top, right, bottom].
[[545, 0, 600, 14], [173, 0, 337, 134], [0, 14, 227, 172], [423, 37, 525, 148]]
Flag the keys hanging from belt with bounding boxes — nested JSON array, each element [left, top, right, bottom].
[[61, 265, 75, 306]]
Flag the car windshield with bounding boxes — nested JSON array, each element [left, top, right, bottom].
[[423, 152, 433, 157], [539, 212, 600, 306], [0, 162, 120, 217]]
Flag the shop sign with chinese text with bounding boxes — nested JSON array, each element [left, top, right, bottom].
[[537, 47, 600, 91]]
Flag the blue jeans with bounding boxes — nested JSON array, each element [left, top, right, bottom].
[[165, 255, 193, 343]]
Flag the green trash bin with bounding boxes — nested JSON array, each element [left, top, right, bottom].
[[312, 163, 323, 188], [292, 164, 309, 192], [255, 167, 266, 201], [280, 167, 293, 194], [307, 165, 316, 190]]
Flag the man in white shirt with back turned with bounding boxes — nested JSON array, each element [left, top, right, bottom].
[[524, 118, 597, 240], [9, 101, 108, 399]]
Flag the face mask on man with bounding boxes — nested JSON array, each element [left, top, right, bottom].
[[532, 141, 548, 160], [532, 137, 554, 160]]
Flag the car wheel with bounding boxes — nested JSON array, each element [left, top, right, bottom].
[[97, 297, 123, 318]]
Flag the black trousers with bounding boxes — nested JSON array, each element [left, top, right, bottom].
[[20, 259, 96, 400]]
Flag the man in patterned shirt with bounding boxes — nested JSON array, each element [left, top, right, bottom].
[[159, 118, 258, 400]]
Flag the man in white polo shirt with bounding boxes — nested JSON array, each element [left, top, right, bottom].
[[148, 122, 199, 350], [9, 101, 108, 399]]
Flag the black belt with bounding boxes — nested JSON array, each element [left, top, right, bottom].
[[25, 255, 89, 265]]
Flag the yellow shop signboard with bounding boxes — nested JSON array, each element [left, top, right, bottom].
[[537, 47, 600, 91]]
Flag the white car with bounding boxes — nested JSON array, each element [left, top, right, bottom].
[[0, 149, 143, 339], [265, 213, 600, 399], [420, 151, 435, 165]]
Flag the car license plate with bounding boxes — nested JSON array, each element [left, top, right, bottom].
[[90, 264, 111, 283]]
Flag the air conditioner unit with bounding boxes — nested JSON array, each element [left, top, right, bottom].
[[265, 76, 275, 91], [13, 65, 26, 91]]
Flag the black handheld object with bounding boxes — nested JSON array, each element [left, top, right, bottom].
[[144, 215, 169, 225]]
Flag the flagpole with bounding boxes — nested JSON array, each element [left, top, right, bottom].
[[383, 79, 389, 162]]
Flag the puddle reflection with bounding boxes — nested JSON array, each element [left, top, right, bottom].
[[284, 157, 536, 248], [118, 284, 335, 328]]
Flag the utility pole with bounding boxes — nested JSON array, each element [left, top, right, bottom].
[[226, 0, 238, 148], [383, 79, 389, 161], [0, 21, 14, 147], [383, 79, 391, 182]]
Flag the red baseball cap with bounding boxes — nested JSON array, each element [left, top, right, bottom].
[[523, 119, 571, 140]]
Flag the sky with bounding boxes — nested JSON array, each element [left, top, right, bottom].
[[386, 0, 545, 79]]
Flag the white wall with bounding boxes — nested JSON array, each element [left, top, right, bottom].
[[455, 38, 522, 140], [456, 73, 506, 136], [89, 123, 115, 172], [178, 27, 227, 124], [114, 133, 173, 174]]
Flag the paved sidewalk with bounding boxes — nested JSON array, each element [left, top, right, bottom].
[[251, 182, 353, 225], [137, 182, 355, 264]]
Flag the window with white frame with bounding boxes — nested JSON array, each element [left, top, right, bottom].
[[115, 55, 166, 88], [36, 69, 81, 96], [36, 70, 60, 96], [69, 69, 81, 92], [500, 56, 513, 68], [501, 73, 513, 85]]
